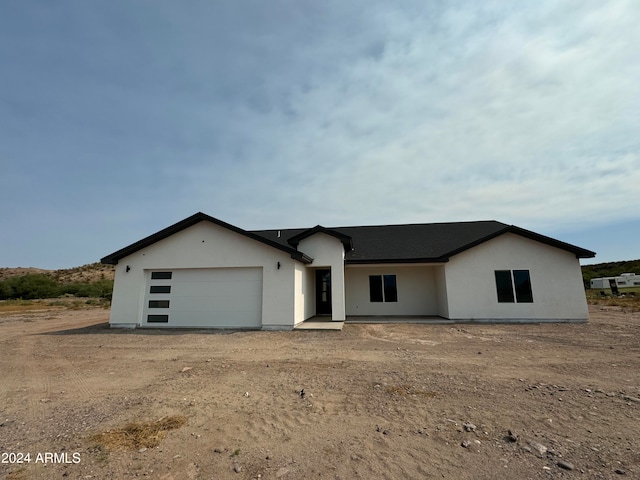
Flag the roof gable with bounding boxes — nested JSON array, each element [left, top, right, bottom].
[[100, 212, 313, 265], [102, 213, 595, 266], [286, 226, 353, 252]]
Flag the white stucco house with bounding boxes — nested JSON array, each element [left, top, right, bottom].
[[101, 212, 595, 329]]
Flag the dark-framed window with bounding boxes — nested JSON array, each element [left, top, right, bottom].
[[147, 314, 169, 323], [148, 300, 170, 308], [369, 275, 398, 303], [513, 270, 533, 303], [495, 271, 515, 303], [151, 271, 172, 280], [495, 270, 533, 303], [150, 285, 171, 294]]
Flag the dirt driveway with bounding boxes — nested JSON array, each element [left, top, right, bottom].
[[0, 306, 638, 479]]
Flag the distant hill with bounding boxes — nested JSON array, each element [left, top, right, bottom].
[[582, 259, 640, 285], [0, 267, 50, 279], [0, 262, 114, 283], [0, 263, 115, 300]]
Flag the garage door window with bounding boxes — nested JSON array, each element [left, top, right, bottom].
[[150, 285, 171, 294], [151, 271, 172, 280], [147, 314, 169, 323], [149, 300, 170, 308]]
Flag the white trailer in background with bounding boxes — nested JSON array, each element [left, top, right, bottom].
[[590, 273, 640, 289]]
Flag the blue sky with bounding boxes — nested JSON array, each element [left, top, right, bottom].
[[1, 1, 638, 269]]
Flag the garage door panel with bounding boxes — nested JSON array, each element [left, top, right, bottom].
[[143, 267, 262, 328], [172, 280, 261, 297], [170, 297, 261, 316]]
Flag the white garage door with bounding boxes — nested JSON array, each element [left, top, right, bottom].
[[143, 268, 263, 328]]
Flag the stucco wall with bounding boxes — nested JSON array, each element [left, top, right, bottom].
[[108, 221, 298, 329], [294, 263, 315, 325], [434, 265, 449, 318], [344, 265, 440, 316], [444, 233, 589, 321], [298, 233, 346, 321]]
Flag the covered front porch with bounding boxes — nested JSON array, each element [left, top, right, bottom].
[[346, 315, 452, 324], [293, 314, 451, 330], [296, 263, 450, 327], [294, 316, 344, 330], [344, 263, 449, 317]]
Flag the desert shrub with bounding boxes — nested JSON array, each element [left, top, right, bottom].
[[61, 279, 113, 298], [0, 281, 11, 299], [0, 274, 60, 300], [0, 274, 113, 300], [90, 416, 187, 451]]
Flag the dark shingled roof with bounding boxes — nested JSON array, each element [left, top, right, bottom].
[[102, 213, 596, 265], [252, 221, 596, 263]]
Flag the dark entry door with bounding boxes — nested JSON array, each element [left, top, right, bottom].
[[315, 269, 332, 315]]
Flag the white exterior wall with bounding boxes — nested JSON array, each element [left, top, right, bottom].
[[345, 265, 440, 316], [108, 221, 298, 329], [444, 233, 589, 321], [434, 265, 449, 318], [294, 262, 315, 325], [297, 233, 346, 321]]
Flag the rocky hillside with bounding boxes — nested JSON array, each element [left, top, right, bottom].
[[0, 262, 115, 283]]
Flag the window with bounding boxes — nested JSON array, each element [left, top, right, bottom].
[[148, 300, 170, 308], [495, 271, 514, 303], [150, 285, 171, 294], [147, 314, 169, 323], [369, 275, 398, 302], [369, 276, 383, 302], [495, 270, 533, 303], [151, 271, 172, 280], [513, 270, 533, 303]]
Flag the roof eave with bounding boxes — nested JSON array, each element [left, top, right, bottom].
[[443, 225, 596, 259], [287, 225, 353, 253], [100, 212, 312, 265], [293, 252, 314, 264], [506, 226, 596, 259], [345, 257, 450, 265]]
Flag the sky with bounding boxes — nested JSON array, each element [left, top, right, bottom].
[[1, 1, 639, 269]]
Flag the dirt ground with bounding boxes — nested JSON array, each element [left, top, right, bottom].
[[0, 306, 638, 480]]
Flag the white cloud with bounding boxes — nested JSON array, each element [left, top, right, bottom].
[[178, 0, 640, 231], [2, 0, 639, 266]]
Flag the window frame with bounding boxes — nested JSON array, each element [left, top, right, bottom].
[[494, 269, 533, 304], [494, 270, 515, 303], [513, 270, 533, 303], [369, 274, 398, 303]]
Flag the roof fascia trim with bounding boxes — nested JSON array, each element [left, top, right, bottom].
[[287, 225, 353, 252], [345, 257, 450, 265], [506, 226, 596, 258], [445, 226, 596, 259], [100, 212, 313, 265]]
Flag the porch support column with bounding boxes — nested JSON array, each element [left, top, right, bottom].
[[331, 263, 346, 321]]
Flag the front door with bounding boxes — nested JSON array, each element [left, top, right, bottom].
[[315, 269, 332, 315]]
